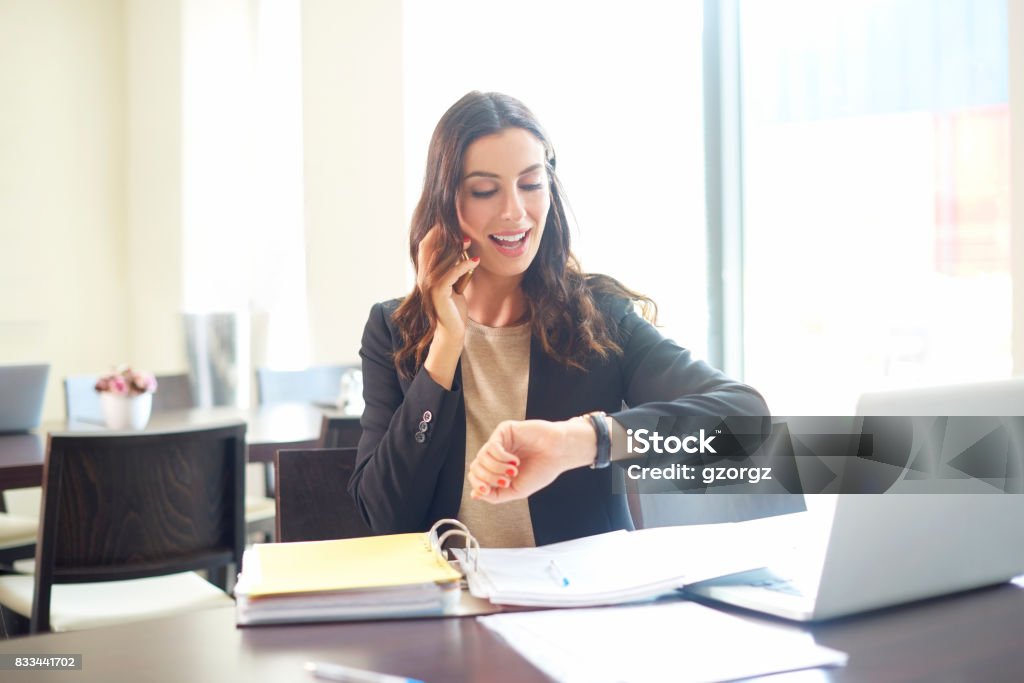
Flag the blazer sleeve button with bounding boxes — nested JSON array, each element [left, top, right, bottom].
[[417, 421, 429, 433], [422, 410, 433, 423], [414, 431, 427, 444]]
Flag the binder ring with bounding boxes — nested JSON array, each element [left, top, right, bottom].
[[429, 518, 480, 573]]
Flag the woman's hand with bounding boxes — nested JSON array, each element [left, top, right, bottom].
[[417, 225, 477, 389], [467, 419, 598, 503]]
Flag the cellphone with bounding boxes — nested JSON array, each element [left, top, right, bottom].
[[452, 250, 474, 294]]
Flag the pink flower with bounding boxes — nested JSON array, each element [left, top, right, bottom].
[[94, 366, 159, 396]]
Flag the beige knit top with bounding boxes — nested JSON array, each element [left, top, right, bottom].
[[456, 319, 536, 548]]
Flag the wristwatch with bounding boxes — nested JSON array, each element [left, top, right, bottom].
[[585, 411, 611, 469]]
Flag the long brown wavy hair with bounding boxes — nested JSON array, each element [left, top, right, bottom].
[[393, 91, 655, 379]]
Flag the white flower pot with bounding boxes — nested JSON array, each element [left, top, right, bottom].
[[100, 392, 153, 430]]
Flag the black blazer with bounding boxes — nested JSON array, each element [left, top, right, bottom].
[[349, 292, 769, 545]]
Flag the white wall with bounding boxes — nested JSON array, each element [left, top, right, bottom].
[[126, 0, 187, 379], [0, 0, 129, 421], [0, 0, 190, 421], [302, 0, 408, 365]]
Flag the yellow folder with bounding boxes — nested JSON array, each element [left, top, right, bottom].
[[247, 532, 462, 598]]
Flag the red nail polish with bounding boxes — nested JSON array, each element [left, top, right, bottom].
[[463, 237, 471, 245], [471, 256, 480, 263], [498, 478, 508, 487], [506, 469, 516, 476], [479, 485, 487, 493]]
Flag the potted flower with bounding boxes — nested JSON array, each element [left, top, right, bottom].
[[95, 366, 158, 429]]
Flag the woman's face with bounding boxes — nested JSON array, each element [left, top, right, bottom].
[[457, 127, 550, 281]]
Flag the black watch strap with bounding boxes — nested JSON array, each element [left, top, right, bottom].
[[587, 411, 611, 469]]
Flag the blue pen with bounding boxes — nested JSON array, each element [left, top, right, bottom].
[[305, 661, 424, 683], [547, 559, 570, 587]]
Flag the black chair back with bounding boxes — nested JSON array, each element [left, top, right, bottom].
[[31, 422, 246, 632], [274, 448, 372, 542]]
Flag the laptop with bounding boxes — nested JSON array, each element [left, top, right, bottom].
[[0, 363, 50, 433], [856, 377, 1024, 416], [684, 379, 1024, 621], [684, 494, 1024, 621]]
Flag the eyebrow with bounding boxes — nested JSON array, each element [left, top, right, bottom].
[[463, 163, 544, 181]]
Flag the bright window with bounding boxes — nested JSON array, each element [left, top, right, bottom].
[[739, 0, 1010, 414]]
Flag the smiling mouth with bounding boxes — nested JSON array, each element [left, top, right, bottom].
[[488, 229, 531, 249]]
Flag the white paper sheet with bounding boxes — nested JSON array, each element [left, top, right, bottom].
[[478, 601, 847, 683]]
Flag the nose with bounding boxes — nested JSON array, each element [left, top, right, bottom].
[[501, 188, 527, 222]]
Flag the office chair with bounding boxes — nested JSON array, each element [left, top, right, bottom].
[[0, 423, 246, 634], [274, 448, 372, 543], [255, 364, 358, 406], [149, 373, 195, 412], [62, 375, 104, 424], [626, 421, 806, 528], [253, 364, 358, 516]]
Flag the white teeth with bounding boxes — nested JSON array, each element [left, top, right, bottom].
[[492, 232, 527, 243]]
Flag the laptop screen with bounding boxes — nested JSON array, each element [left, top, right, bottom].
[[0, 363, 50, 432]]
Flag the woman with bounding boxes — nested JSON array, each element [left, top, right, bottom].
[[350, 91, 768, 546]]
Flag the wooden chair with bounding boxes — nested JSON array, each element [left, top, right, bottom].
[[0, 514, 36, 571], [255, 364, 358, 406], [317, 414, 362, 449], [0, 423, 246, 634], [61, 372, 275, 544], [253, 364, 357, 523], [274, 448, 372, 543], [2, 374, 108, 568]]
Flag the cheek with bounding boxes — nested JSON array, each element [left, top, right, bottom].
[[457, 198, 491, 238], [529, 193, 551, 227]]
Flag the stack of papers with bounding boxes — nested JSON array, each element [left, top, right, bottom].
[[454, 522, 789, 607], [478, 602, 848, 682], [235, 533, 462, 625]]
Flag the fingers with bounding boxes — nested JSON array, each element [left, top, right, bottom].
[[416, 225, 477, 295], [447, 253, 478, 294], [468, 439, 520, 501]]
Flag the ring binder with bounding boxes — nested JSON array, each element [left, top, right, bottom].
[[235, 521, 468, 626], [430, 518, 480, 573]]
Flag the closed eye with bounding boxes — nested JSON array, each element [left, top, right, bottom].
[[471, 189, 498, 199], [519, 183, 544, 191]]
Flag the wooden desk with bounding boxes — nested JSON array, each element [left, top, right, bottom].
[[0, 403, 335, 492], [1, 584, 1022, 681]]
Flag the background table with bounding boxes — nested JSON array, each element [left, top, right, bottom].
[[0, 403, 335, 493], [1, 582, 1023, 682]]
